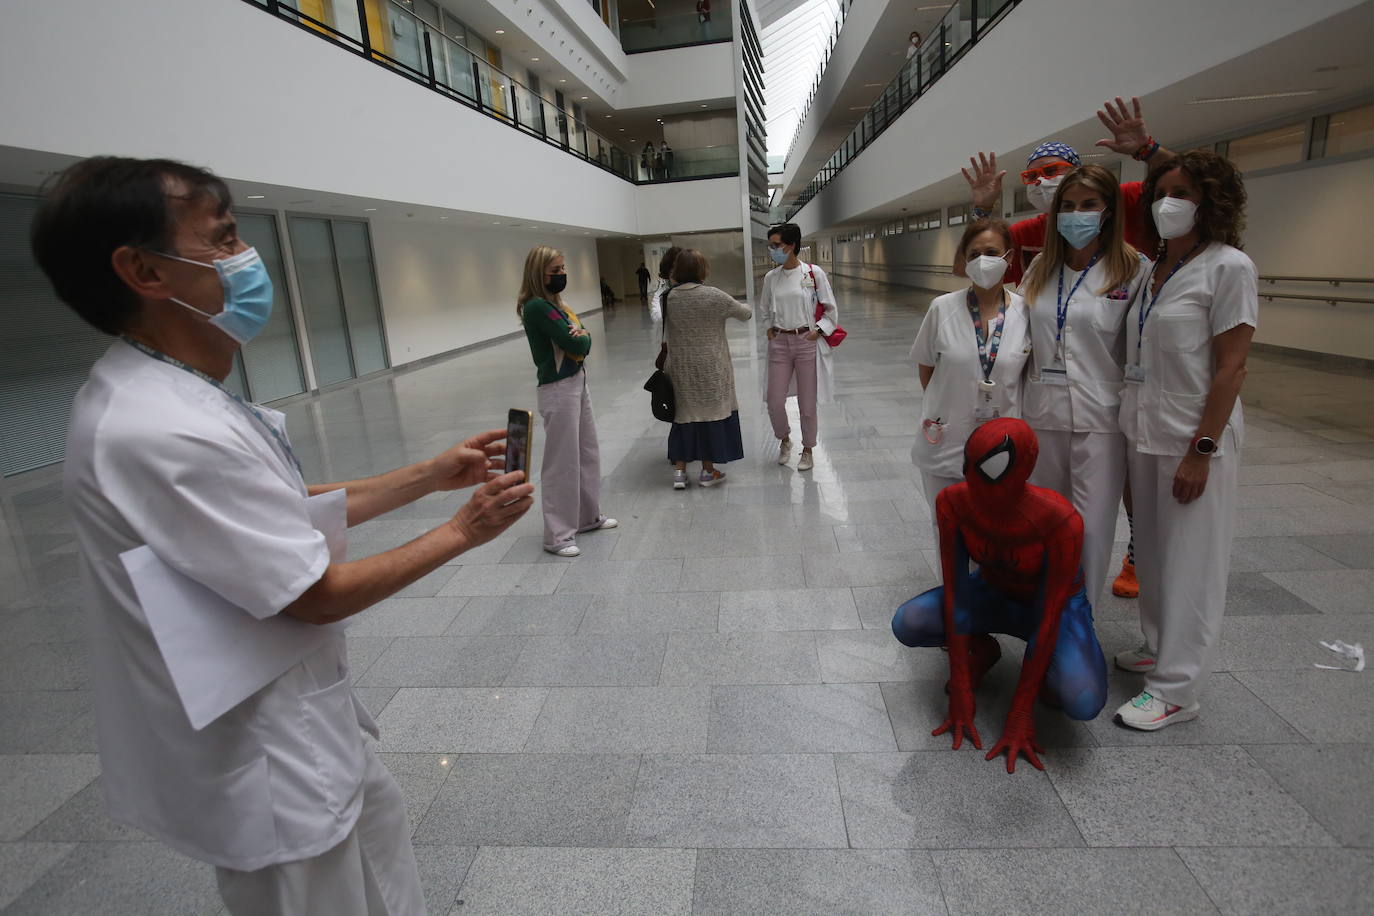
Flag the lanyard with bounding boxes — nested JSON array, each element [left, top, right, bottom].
[[1054, 250, 1100, 357], [121, 336, 304, 476], [1135, 240, 1204, 358], [965, 288, 1006, 382]]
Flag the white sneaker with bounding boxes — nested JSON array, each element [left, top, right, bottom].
[[797, 450, 814, 472], [593, 517, 619, 530], [1114, 690, 1199, 731], [544, 544, 581, 557], [673, 469, 688, 489], [1114, 645, 1157, 674], [778, 438, 792, 466]]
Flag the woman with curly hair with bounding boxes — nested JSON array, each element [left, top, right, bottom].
[[1112, 150, 1257, 731]]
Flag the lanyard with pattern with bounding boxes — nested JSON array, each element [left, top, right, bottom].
[[120, 336, 304, 476], [965, 288, 1006, 382], [1135, 240, 1205, 359], [1054, 250, 1101, 359]]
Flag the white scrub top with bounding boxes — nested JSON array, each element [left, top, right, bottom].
[[64, 340, 369, 871], [910, 288, 1031, 477], [759, 262, 839, 332], [1021, 256, 1151, 433], [1119, 243, 1258, 457]]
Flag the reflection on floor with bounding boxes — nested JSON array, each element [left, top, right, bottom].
[[2, 277, 1372, 914]]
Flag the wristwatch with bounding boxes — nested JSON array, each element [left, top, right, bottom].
[[1191, 435, 1217, 456]]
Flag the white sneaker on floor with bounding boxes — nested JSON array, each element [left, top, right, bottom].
[[1114, 645, 1157, 674], [673, 469, 688, 489], [1113, 690, 1199, 731], [544, 544, 581, 557], [797, 450, 814, 472], [594, 517, 618, 529], [778, 438, 792, 466], [698, 469, 726, 487]]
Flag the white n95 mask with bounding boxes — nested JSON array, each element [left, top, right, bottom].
[[1152, 197, 1198, 240], [1026, 176, 1062, 214], [966, 254, 1010, 290]]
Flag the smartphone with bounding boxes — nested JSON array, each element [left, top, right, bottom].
[[506, 408, 534, 478]]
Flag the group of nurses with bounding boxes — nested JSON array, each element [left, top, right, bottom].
[[910, 150, 1257, 732]]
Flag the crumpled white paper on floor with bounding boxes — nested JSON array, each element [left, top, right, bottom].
[[1314, 640, 1365, 672]]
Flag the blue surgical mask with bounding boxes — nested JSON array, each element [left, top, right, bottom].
[[768, 246, 789, 265], [159, 247, 274, 344], [1057, 210, 1105, 250]]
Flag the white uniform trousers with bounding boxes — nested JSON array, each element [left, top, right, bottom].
[[921, 471, 963, 576], [536, 371, 604, 550], [1126, 428, 1239, 708], [1028, 428, 1127, 613], [216, 743, 425, 916]]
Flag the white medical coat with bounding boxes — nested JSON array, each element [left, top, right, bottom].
[[909, 289, 1031, 477], [63, 340, 372, 871], [1119, 243, 1258, 457]]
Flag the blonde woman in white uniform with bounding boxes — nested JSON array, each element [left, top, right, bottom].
[[1018, 164, 1150, 613], [911, 218, 1031, 542], [1114, 150, 1257, 731]]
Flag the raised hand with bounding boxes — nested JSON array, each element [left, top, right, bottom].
[[429, 429, 508, 492], [985, 719, 1044, 774], [960, 152, 1004, 212], [1095, 96, 1149, 156], [932, 687, 981, 750]]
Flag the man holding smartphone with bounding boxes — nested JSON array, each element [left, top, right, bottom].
[[33, 156, 534, 915]]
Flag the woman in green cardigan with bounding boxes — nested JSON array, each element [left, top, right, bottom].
[[518, 246, 618, 557]]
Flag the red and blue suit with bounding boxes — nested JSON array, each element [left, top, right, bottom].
[[892, 418, 1108, 772]]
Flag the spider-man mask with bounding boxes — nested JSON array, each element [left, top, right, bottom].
[[962, 418, 1038, 503]]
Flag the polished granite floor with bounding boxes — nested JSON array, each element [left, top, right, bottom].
[[2, 276, 1373, 915]]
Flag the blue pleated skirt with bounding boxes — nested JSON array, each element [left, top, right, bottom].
[[667, 411, 744, 463]]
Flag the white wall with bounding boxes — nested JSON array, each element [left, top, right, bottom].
[[635, 177, 744, 235], [621, 42, 736, 109], [368, 219, 599, 364], [0, 0, 639, 235], [503, 0, 630, 107], [792, 0, 1368, 237]]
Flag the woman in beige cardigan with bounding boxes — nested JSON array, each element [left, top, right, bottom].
[[662, 249, 753, 488]]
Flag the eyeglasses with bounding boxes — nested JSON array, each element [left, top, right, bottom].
[[1019, 161, 1075, 185]]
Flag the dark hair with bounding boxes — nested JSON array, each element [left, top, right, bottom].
[[768, 222, 802, 252], [953, 217, 1014, 276], [658, 246, 683, 280], [1140, 149, 1247, 251], [30, 156, 231, 335], [672, 249, 710, 284]]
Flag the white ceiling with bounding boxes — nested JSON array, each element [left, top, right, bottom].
[[761, 0, 843, 158]]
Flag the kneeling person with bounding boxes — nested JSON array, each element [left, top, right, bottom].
[[892, 419, 1108, 773]]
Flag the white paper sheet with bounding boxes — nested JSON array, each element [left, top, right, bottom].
[[121, 489, 349, 731]]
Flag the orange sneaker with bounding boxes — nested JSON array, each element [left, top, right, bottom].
[[1112, 557, 1139, 598]]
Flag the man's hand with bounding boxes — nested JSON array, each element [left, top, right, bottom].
[[986, 718, 1044, 773], [960, 152, 1004, 212], [767, 327, 779, 340], [449, 470, 533, 548], [933, 687, 981, 750], [1173, 452, 1211, 504], [429, 429, 507, 493], [1095, 96, 1150, 156]]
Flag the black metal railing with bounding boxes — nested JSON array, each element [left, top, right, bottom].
[[782, 0, 1022, 219]]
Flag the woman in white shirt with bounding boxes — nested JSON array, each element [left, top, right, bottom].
[[759, 222, 840, 471], [1019, 164, 1150, 613], [1113, 150, 1257, 731], [910, 218, 1031, 531]]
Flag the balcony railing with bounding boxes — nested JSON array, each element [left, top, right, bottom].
[[782, 0, 1022, 219], [620, 6, 734, 54], [242, 0, 728, 185]]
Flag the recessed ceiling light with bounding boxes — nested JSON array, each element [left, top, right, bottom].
[[439, 216, 448, 220], [364, 207, 377, 211], [862, 83, 884, 87], [618, 128, 625, 131], [700, 104, 708, 108], [848, 106, 866, 111], [493, 221, 501, 225], [1188, 89, 1326, 104], [531, 57, 540, 61], [246, 194, 266, 199], [605, 114, 612, 119], [559, 78, 566, 83], [580, 96, 589, 100], [495, 29, 505, 34]]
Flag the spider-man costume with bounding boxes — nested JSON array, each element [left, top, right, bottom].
[[892, 418, 1108, 772]]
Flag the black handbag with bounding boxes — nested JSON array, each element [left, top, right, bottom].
[[644, 287, 675, 422]]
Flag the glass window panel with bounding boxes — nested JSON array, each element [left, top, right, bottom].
[[1324, 104, 1374, 157], [331, 221, 389, 377], [288, 216, 354, 387], [1226, 122, 1305, 172], [236, 213, 306, 402]]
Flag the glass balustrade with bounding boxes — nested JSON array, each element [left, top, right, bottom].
[[619, 6, 734, 53]]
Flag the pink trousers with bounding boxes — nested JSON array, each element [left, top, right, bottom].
[[766, 333, 819, 448], [536, 371, 604, 549]]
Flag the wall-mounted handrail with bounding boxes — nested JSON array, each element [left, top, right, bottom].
[[1260, 275, 1374, 285], [1259, 292, 1374, 306]]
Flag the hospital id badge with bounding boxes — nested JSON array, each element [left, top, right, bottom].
[[974, 379, 999, 421], [1039, 366, 1069, 387], [1124, 364, 1147, 384]]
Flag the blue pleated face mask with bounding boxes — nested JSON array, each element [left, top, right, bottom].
[[1057, 210, 1105, 250], [768, 246, 789, 265], [159, 247, 275, 344]]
